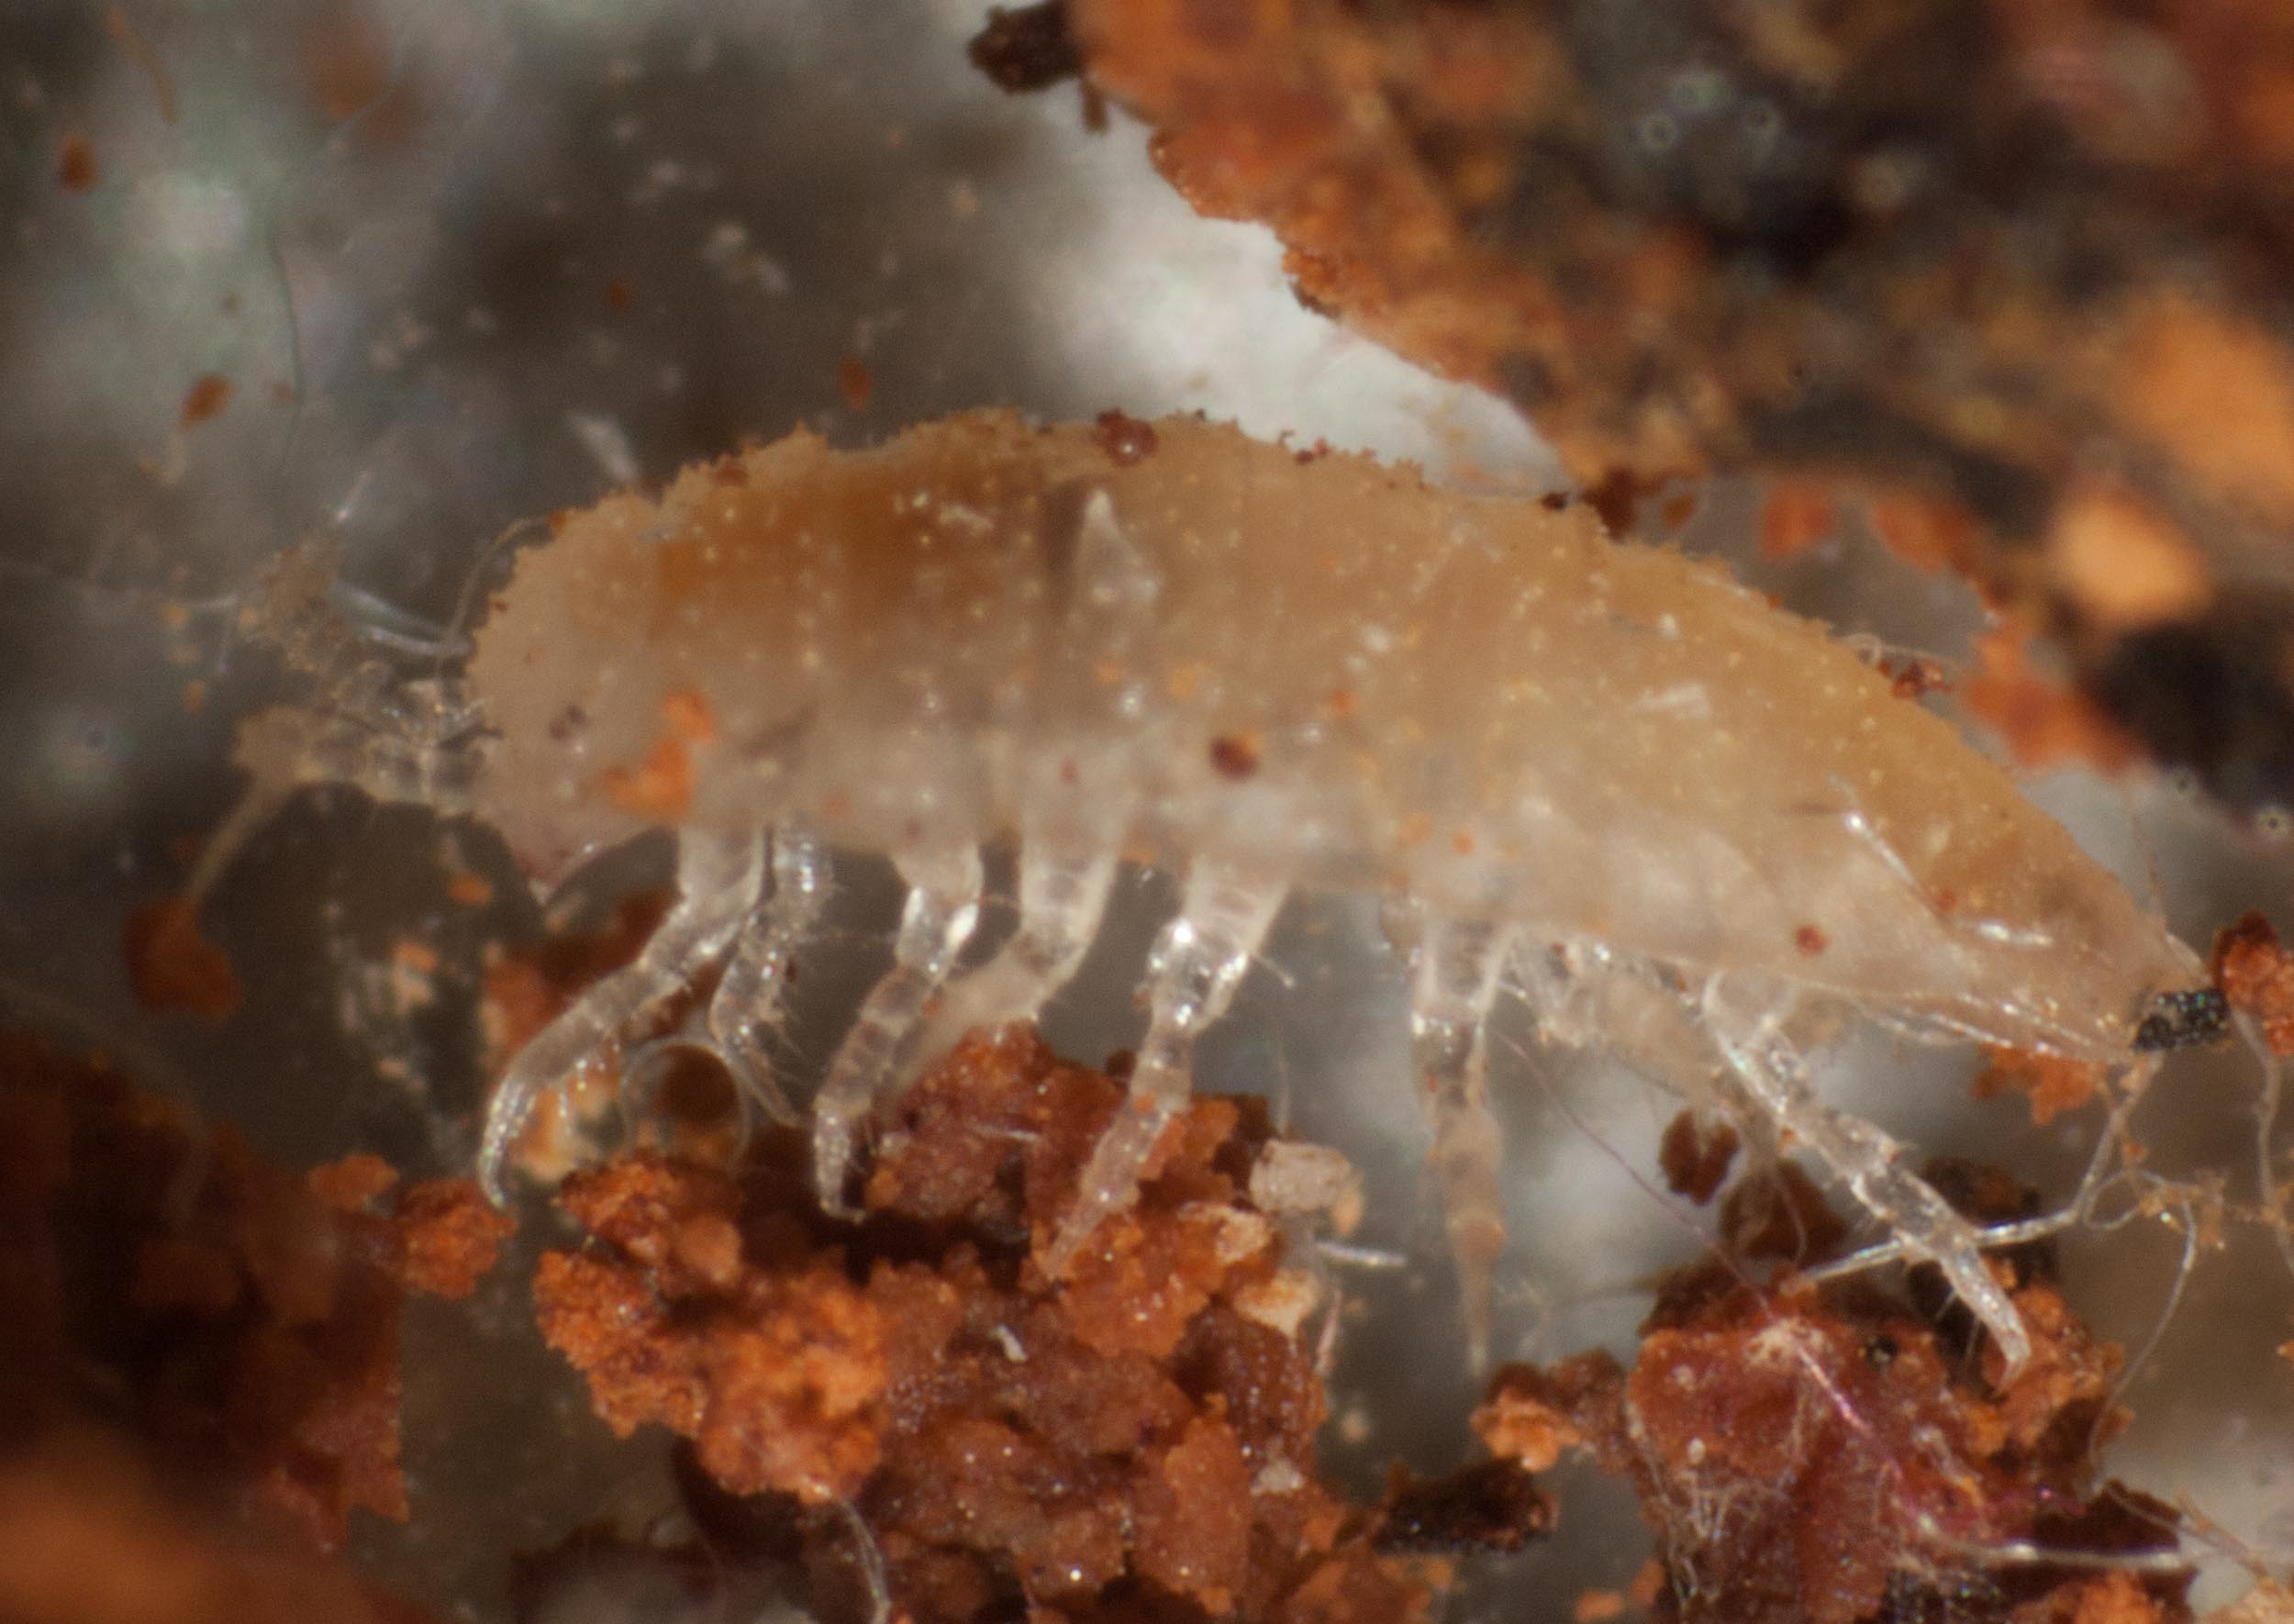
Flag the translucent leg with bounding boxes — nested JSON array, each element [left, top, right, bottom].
[[918, 834, 1119, 1063], [704, 827, 828, 1130], [810, 847, 986, 1215], [1394, 907, 1517, 1373], [1045, 860, 1285, 1276], [1699, 974, 2033, 1378], [477, 830, 765, 1206]]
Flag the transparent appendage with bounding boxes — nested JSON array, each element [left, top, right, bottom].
[[1045, 860, 1284, 1276], [1700, 975, 2033, 1378], [186, 694, 487, 907], [810, 846, 986, 1215], [705, 826, 828, 1130], [477, 829, 766, 1207], [918, 835, 1119, 1063], [1393, 907, 1518, 1373]]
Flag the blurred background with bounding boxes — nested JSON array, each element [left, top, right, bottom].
[[2, 2, 2290, 1618]]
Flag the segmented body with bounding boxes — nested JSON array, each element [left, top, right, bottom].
[[210, 412, 2211, 1374]]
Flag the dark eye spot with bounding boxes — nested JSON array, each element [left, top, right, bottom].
[[2133, 987, 2229, 1051], [1864, 1334, 1900, 1369]]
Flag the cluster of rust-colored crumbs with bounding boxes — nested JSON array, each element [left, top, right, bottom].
[[1014, 0, 2294, 810], [2212, 911, 2294, 1058], [1477, 1157, 2191, 1624], [535, 1029, 1453, 1624], [0, 1029, 507, 1623]]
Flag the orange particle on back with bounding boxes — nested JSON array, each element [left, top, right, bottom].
[[838, 355, 874, 410], [600, 736, 697, 821], [1887, 657, 1951, 700], [598, 692, 718, 820], [1090, 408, 1160, 466], [661, 687, 717, 745]]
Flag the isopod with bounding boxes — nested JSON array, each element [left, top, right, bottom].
[[193, 411, 2222, 1375]]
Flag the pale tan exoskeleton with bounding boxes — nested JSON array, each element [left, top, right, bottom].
[[190, 412, 2223, 1375]]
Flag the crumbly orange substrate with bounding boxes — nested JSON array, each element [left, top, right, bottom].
[[535, 1029, 1448, 1624]]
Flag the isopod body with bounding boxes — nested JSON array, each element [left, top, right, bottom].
[[212, 411, 2214, 1373]]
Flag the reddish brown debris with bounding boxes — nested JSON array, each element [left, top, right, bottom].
[[1658, 1111, 1739, 1207], [1886, 657, 1953, 701], [391, 1179, 515, 1301], [2211, 911, 2294, 1056], [123, 895, 244, 1019], [0, 1029, 502, 1574], [1474, 1352, 1623, 1474], [57, 134, 98, 192], [1476, 1138, 2186, 1624], [1972, 1046, 2108, 1126], [0, 1436, 436, 1624], [179, 373, 233, 428], [1092, 406, 1163, 466], [1486, 1273, 2177, 1624], [535, 1029, 1442, 1624], [1713, 1162, 1847, 1268], [1374, 1459, 1553, 1557], [969, 1, 1082, 95], [1065, 0, 2294, 810]]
